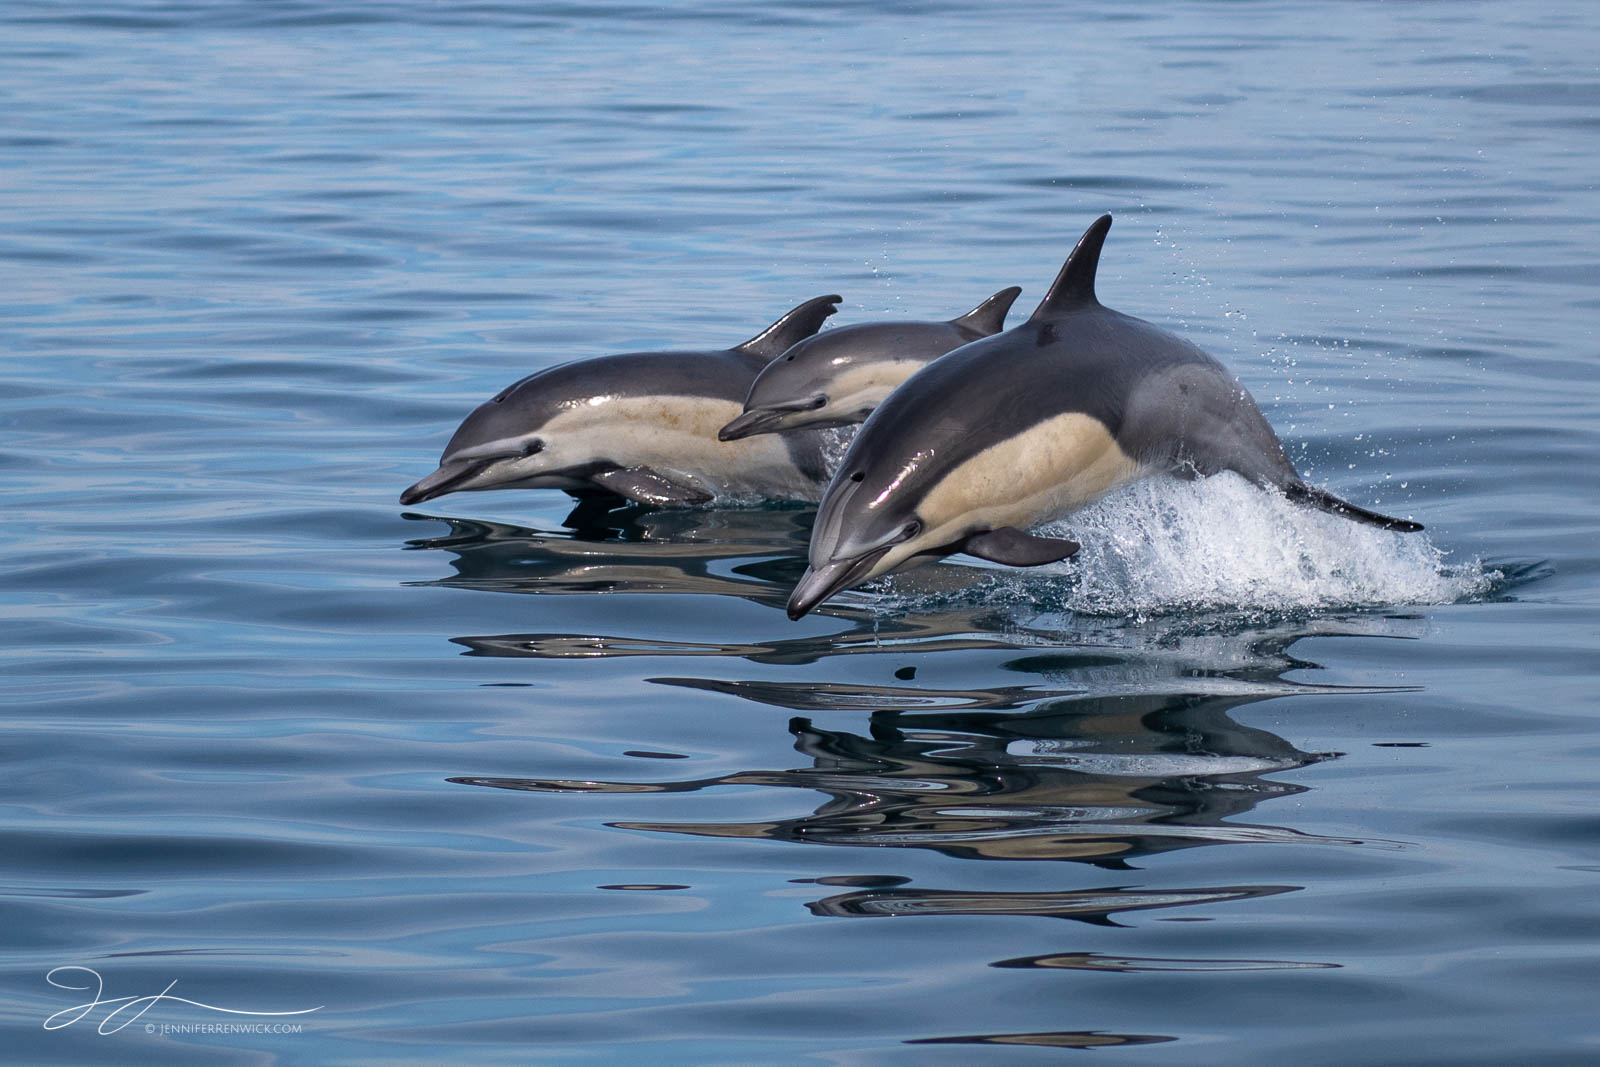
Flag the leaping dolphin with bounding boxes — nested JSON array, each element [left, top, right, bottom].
[[717, 287, 1021, 441], [787, 215, 1423, 619], [401, 296, 841, 508]]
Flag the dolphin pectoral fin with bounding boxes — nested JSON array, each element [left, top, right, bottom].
[[1284, 483, 1423, 533], [590, 467, 713, 507], [958, 527, 1082, 567]]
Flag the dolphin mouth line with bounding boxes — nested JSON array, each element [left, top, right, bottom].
[[399, 460, 494, 506], [718, 397, 826, 441], [786, 544, 895, 620]]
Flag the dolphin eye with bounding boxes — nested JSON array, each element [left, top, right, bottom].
[[902, 520, 922, 539], [849, 472, 864, 483], [785, 354, 795, 361], [808, 395, 827, 410], [520, 439, 543, 457]]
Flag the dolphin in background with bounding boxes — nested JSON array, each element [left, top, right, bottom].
[[717, 287, 1021, 441], [788, 214, 1423, 619], [402, 295, 841, 508]]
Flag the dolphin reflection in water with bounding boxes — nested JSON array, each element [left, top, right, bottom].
[[449, 684, 1410, 870], [401, 507, 1081, 663], [413, 507, 1409, 961], [404, 507, 1438, 671]]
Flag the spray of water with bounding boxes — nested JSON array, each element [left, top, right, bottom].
[[818, 425, 856, 474], [881, 473, 1496, 620]]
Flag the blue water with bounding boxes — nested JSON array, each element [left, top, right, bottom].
[[4, 1, 1598, 1062]]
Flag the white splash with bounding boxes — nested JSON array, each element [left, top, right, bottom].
[[819, 425, 857, 476], [882, 472, 1496, 619]]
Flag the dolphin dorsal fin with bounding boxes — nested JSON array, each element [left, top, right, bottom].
[[735, 294, 842, 357], [950, 286, 1022, 335], [1027, 213, 1113, 323]]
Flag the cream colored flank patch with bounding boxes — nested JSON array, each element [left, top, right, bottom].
[[822, 361, 921, 420], [537, 394, 820, 498], [912, 412, 1146, 554]]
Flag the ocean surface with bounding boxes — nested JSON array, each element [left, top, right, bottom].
[[3, 2, 1598, 1062]]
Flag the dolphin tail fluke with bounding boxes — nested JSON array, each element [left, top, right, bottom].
[[951, 286, 1022, 336], [1027, 213, 1113, 322], [1284, 482, 1423, 533], [735, 294, 842, 358]]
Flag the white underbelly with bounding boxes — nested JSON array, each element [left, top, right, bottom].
[[825, 361, 922, 421]]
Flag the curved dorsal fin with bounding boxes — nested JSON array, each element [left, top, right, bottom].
[[735, 294, 842, 357], [950, 286, 1022, 335], [1027, 213, 1113, 323]]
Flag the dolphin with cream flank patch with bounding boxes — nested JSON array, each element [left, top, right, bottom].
[[717, 287, 1021, 441], [401, 295, 841, 508], [787, 214, 1423, 619]]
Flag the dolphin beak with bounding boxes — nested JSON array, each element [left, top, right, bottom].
[[718, 408, 786, 441], [786, 546, 893, 620], [718, 398, 825, 441], [399, 461, 485, 506]]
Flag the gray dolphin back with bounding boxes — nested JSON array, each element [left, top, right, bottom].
[[837, 299, 1418, 531], [835, 306, 1221, 501], [450, 294, 843, 457], [449, 348, 756, 459]]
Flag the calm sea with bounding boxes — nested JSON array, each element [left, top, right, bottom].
[[3, 2, 1598, 1063]]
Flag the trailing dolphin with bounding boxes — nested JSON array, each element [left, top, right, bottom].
[[787, 214, 1423, 619], [716, 287, 1021, 440], [401, 295, 841, 508]]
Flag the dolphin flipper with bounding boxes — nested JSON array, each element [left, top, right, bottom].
[[959, 527, 1082, 566], [591, 467, 713, 507], [1284, 483, 1423, 533]]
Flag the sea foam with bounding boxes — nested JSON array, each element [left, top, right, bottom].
[[879, 473, 1495, 620]]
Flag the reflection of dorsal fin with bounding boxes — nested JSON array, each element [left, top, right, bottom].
[[735, 294, 842, 357], [1027, 213, 1113, 323], [950, 286, 1022, 335]]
